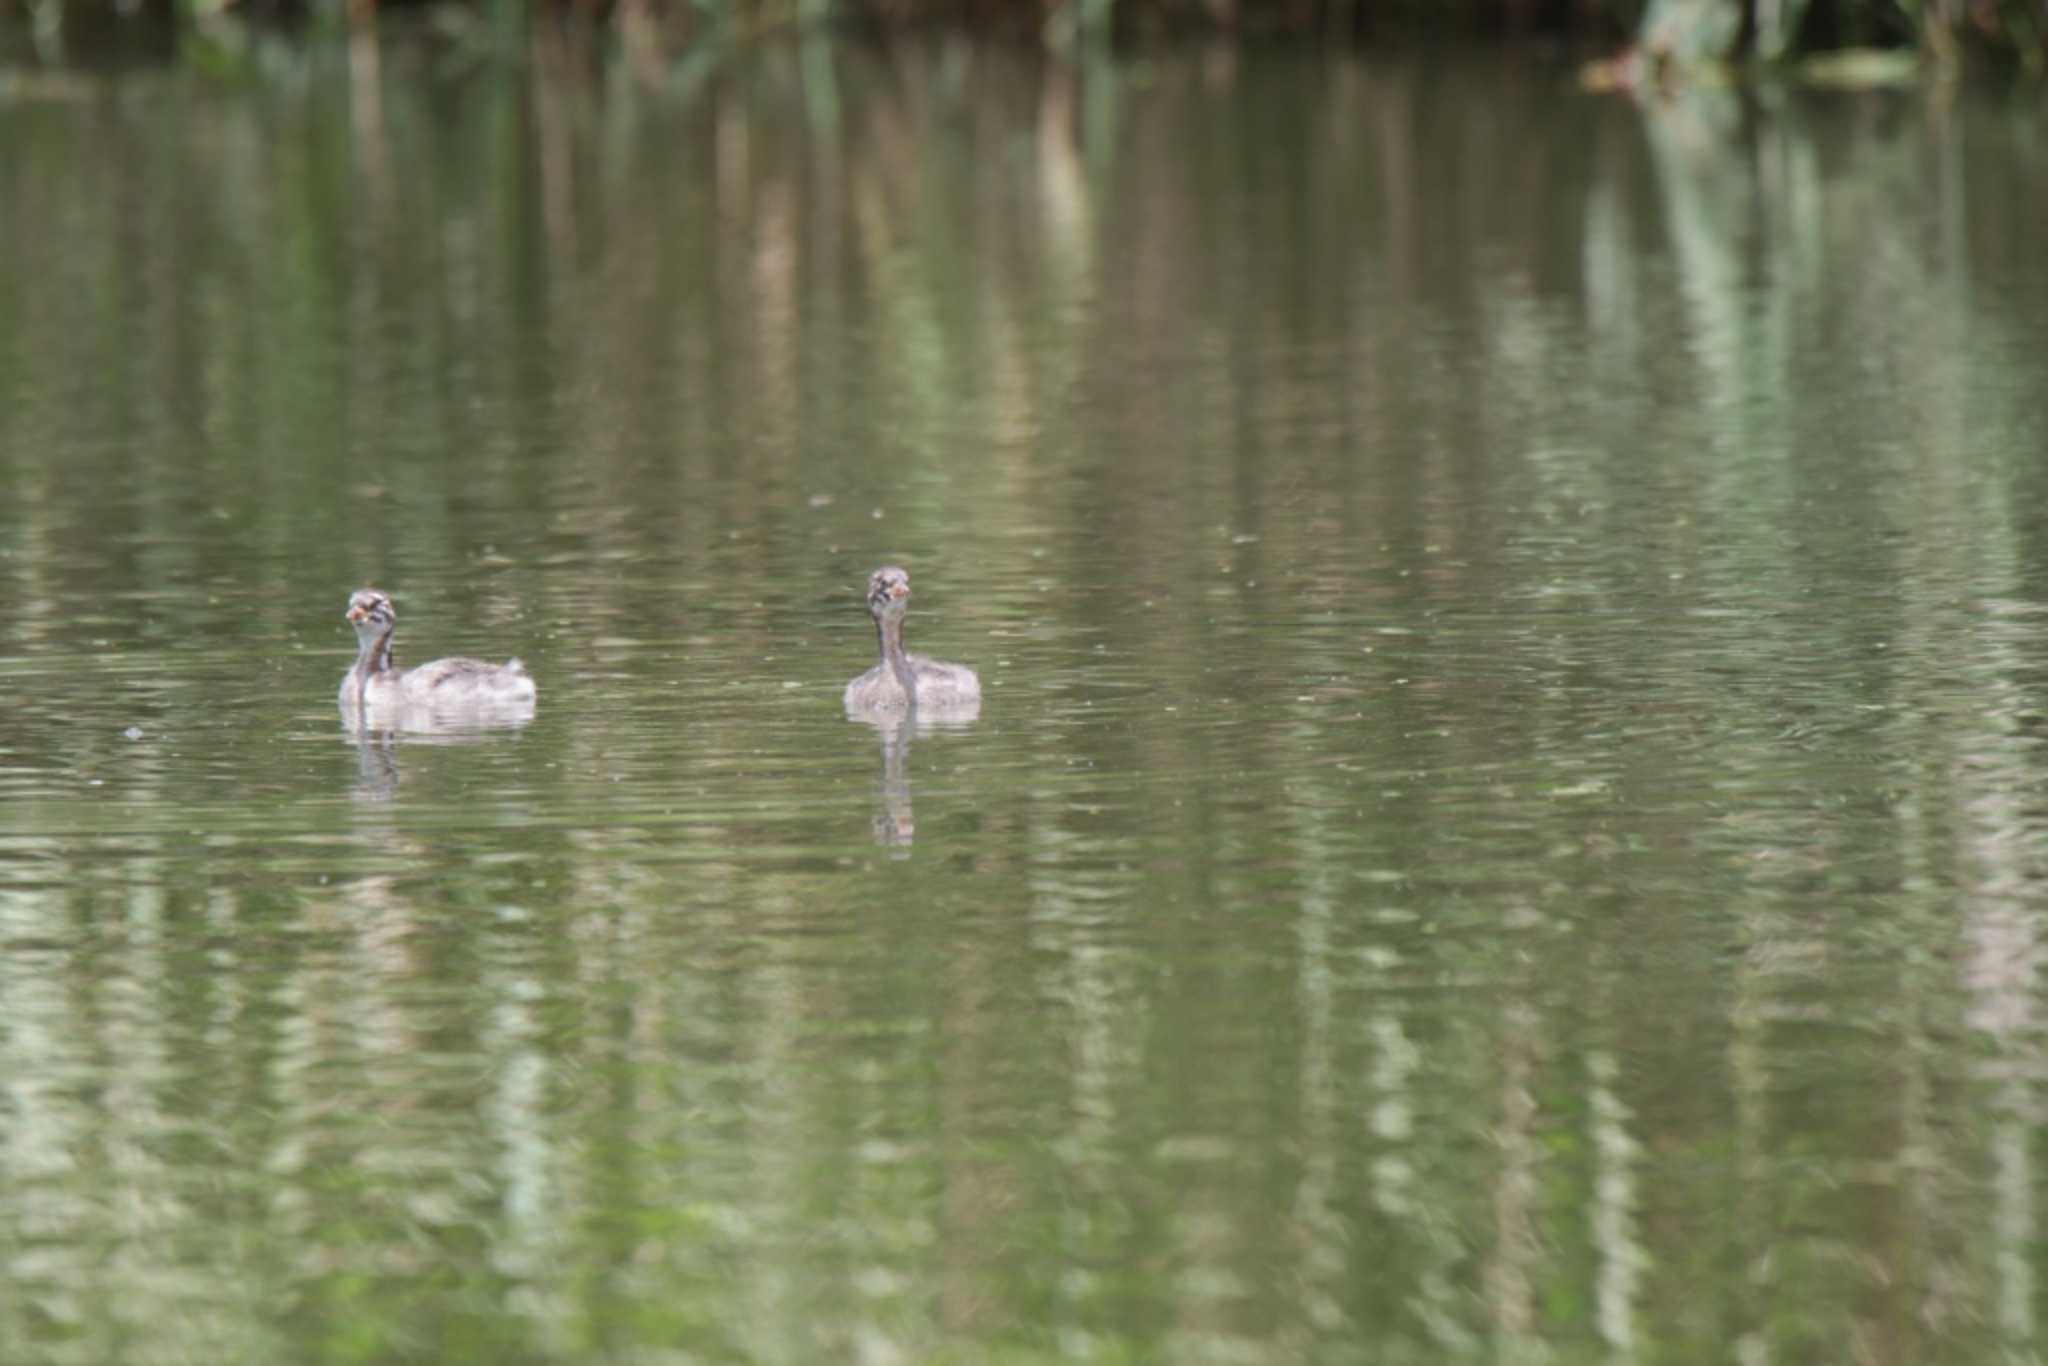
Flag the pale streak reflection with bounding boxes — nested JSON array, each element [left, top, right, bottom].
[[1587, 1050, 1644, 1360], [1488, 999, 1540, 1354], [1027, 802, 1146, 1358], [1366, 990, 1480, 1356], [347, 27, 388, 219], [1961, 603, 2047, 1358], [0, 886, 92, 1353], [485, 962, 552, 1292], [1368, 1010, 1416, 1212], [1290, 884, 1350, 1346]]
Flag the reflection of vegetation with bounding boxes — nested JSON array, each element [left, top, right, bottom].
[[3, 0, 2047, 72], [1583, 0, 2034, 87]]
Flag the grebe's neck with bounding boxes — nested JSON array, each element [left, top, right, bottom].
[[350, 625, 397, 688], [875, 611, 916, 704]]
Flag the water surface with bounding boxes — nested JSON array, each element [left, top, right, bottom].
[[3, 44, 2048, 1364]]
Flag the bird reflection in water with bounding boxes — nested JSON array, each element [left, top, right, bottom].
[[849, 702, 980, 848], [343, 699, 535, 802]]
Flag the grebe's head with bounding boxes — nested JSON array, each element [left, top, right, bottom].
[[345, 588, 395, 638], [866, 566, 910, 620]]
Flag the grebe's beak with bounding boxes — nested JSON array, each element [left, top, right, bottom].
[[887, 580, 910, 600], [347, 603, 368, 623]]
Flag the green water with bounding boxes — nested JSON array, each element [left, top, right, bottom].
[[3, 43, 2048, 1364]]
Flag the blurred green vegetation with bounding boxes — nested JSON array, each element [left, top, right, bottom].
[[0, 0, 2044, 74]]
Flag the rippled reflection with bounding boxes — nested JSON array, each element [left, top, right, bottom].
[[344, 709, 535, 801], [850, 704, 981, 847]]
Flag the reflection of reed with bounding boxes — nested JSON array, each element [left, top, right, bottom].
[[1957, 603, 2048, 1356], [347, 26, 389, 219], [532, 32, 582, 262]]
